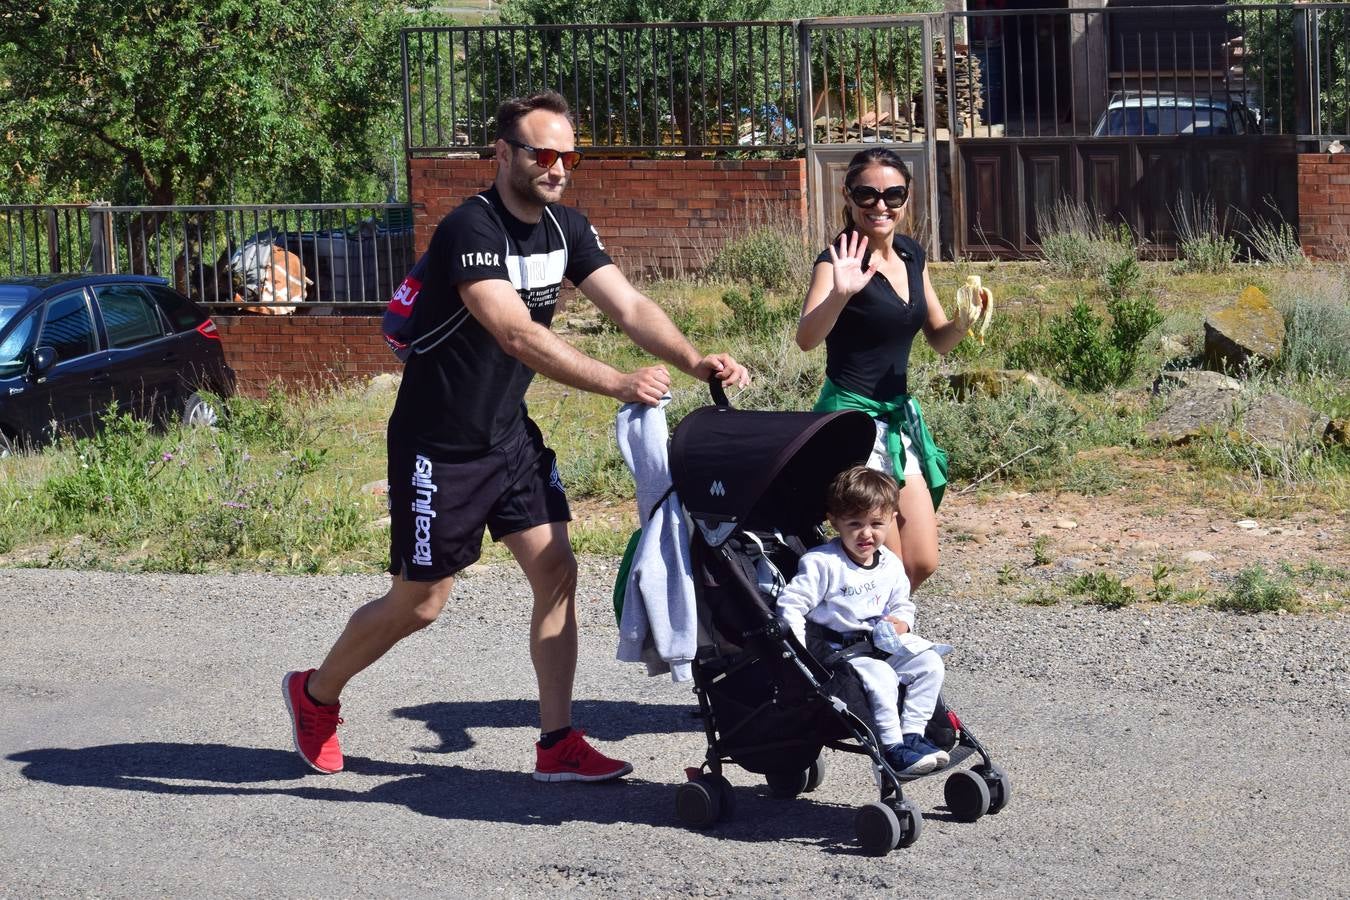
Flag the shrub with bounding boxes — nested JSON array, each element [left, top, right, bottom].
[[1047, 299, 1120, 391], [920, 384, 1083, 483], [1279, 276, 1350, 379], [1214, 565, 1300, 613], [720, 285, 798, 338], [706, 222, 813, 291]]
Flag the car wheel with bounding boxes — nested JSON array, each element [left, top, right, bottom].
[[0, 430, 13, 459], [182, 391, 220, 428]]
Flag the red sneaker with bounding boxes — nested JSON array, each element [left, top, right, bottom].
[[533, 729, 633, 783], [282, 669, 344, 774]]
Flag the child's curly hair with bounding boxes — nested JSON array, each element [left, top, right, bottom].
[[825, 465, 900, 518]]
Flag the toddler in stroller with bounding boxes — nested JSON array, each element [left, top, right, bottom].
[[654, 384, 1009, 854], [776, 465, 953, 779]]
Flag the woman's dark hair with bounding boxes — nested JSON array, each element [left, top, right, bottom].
[[841, 147, 912, 230], [496, 91, 572, 142]]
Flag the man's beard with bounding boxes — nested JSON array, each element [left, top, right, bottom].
[[510, 166, 566, 205]]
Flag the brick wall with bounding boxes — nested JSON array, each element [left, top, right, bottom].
[[213, 158, 808, 393], [1298, 153, 1350, 259], [409, 156, 809, 275], [214, 315, 398, 395]]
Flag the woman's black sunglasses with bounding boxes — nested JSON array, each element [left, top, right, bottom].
[[849, 184, 910, 209], [505, 138, 584, 171]]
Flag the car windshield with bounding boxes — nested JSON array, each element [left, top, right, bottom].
[[1099, 104, 1236, 136], [0, 298, 25, 333]]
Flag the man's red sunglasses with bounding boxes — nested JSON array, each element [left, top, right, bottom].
[[505, 138, 584, 171]]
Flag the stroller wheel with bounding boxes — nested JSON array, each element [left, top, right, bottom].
[[765, 768, 811, 799], [676, 778, 721, 829], [855, 801, 902, 856], [707, 773, 737, 821], [892, 798, 924, 849], [980, 764, 1012, 814], [804, 755, 827, 793], [944, 769, 991, 823]]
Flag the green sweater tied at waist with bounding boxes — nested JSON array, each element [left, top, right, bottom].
[[813, 377, 949, 511]]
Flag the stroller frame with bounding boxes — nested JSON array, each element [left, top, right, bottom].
[[665, 383, 1010, 854]]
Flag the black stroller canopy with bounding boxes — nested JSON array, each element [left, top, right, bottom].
[[669, 407, 876, 546]]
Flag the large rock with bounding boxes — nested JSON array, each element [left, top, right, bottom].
[[1147, 369, 1331, 447], [1146, 370, 1243, 443], [1203, 285, 1284, 373], [941, 369, 1062, 400], [1239, 394, 1330, 446]]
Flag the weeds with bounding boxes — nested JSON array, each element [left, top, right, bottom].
[[1278, 275, 1350, 380], [705, 222, 813, 291], [1214, 564, 1300, 613], [1172, 195, 1239, 274], [1036, 198, 1138, 276], [1031, 535, 1054, 566], [1068, 572, 1136, 609], [720, 285, 798, 337], [1244, 208, 1307, 268]]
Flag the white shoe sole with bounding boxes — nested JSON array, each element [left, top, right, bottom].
[[532, 762, 634, 783], [895, 753, 940, 777]]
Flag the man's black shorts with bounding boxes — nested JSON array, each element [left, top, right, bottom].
[[387, 418, 571, 581]]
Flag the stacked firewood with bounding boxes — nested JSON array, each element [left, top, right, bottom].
[[920, 39, 985, 130]]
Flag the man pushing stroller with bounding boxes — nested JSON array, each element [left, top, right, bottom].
[[776, 465, 952, 777]]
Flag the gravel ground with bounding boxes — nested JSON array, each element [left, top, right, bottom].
[[2, 563, 1348, 898]]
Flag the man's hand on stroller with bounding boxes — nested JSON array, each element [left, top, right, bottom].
[[693, 353, 751, 389]]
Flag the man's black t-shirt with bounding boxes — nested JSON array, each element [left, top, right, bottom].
[[814, 233, 928, 399], [388, 186, 612, 458]]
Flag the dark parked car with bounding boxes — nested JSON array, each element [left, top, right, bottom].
[[0, 274, 235, 456]]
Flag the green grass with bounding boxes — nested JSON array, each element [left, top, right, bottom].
[[1, 260, 1346, 575]]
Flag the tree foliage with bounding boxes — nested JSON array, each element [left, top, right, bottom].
[[0, 1, 431, 204]]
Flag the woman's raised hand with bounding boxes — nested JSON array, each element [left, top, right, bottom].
[[826, 230, 877, 299]]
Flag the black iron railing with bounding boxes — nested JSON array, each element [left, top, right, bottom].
[[947, 3, 1350, 140], [402, 21, 802, 153], [0, 203, 416, 308], [1, 205, 92, 277]]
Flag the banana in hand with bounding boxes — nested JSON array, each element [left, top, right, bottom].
[[954, 274, 994, 345]]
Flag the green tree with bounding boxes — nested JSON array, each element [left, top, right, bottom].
[[0, 0, 431, 206]]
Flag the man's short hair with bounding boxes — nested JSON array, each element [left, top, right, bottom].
[[825, 465, 900, 517], [496, 91, 572, 142]]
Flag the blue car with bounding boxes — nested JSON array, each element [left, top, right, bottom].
[[0, 274, 236, 456]]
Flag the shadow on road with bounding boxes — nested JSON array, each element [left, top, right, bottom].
[[6, 696, 879, 851], [390, 697, 702, 752]]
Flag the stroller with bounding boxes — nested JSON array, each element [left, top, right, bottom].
[[664, 382, 1009, 855]]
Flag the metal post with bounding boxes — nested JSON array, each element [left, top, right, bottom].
[[923, 16, 940, 260], [86, 202, 113, 274]]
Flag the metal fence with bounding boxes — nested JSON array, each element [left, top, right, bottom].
[[947, 3, 1350, 140], [404, 6, 1350, 150], [1, 206, 92, 277], [402, 21, 803, 153], [801, 16, 933, 146], [1, 203, 416, 309]]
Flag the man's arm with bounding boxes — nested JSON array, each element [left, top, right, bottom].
[[458, 278, 671, 405], [577, 265, 750, 388]]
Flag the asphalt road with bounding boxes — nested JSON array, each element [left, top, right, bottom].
[[2, 565, 1347, 898]]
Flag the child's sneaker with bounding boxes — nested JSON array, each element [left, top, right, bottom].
[[910, 733, 950, 770], [884, 733, 943, 777], [282, 669, 344, 774], [533, 729, 633, 783]]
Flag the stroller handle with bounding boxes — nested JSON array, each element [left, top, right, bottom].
[[708, 375, 731, 409]]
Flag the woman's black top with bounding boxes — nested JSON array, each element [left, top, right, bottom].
[[813, 232, 928, 399]]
